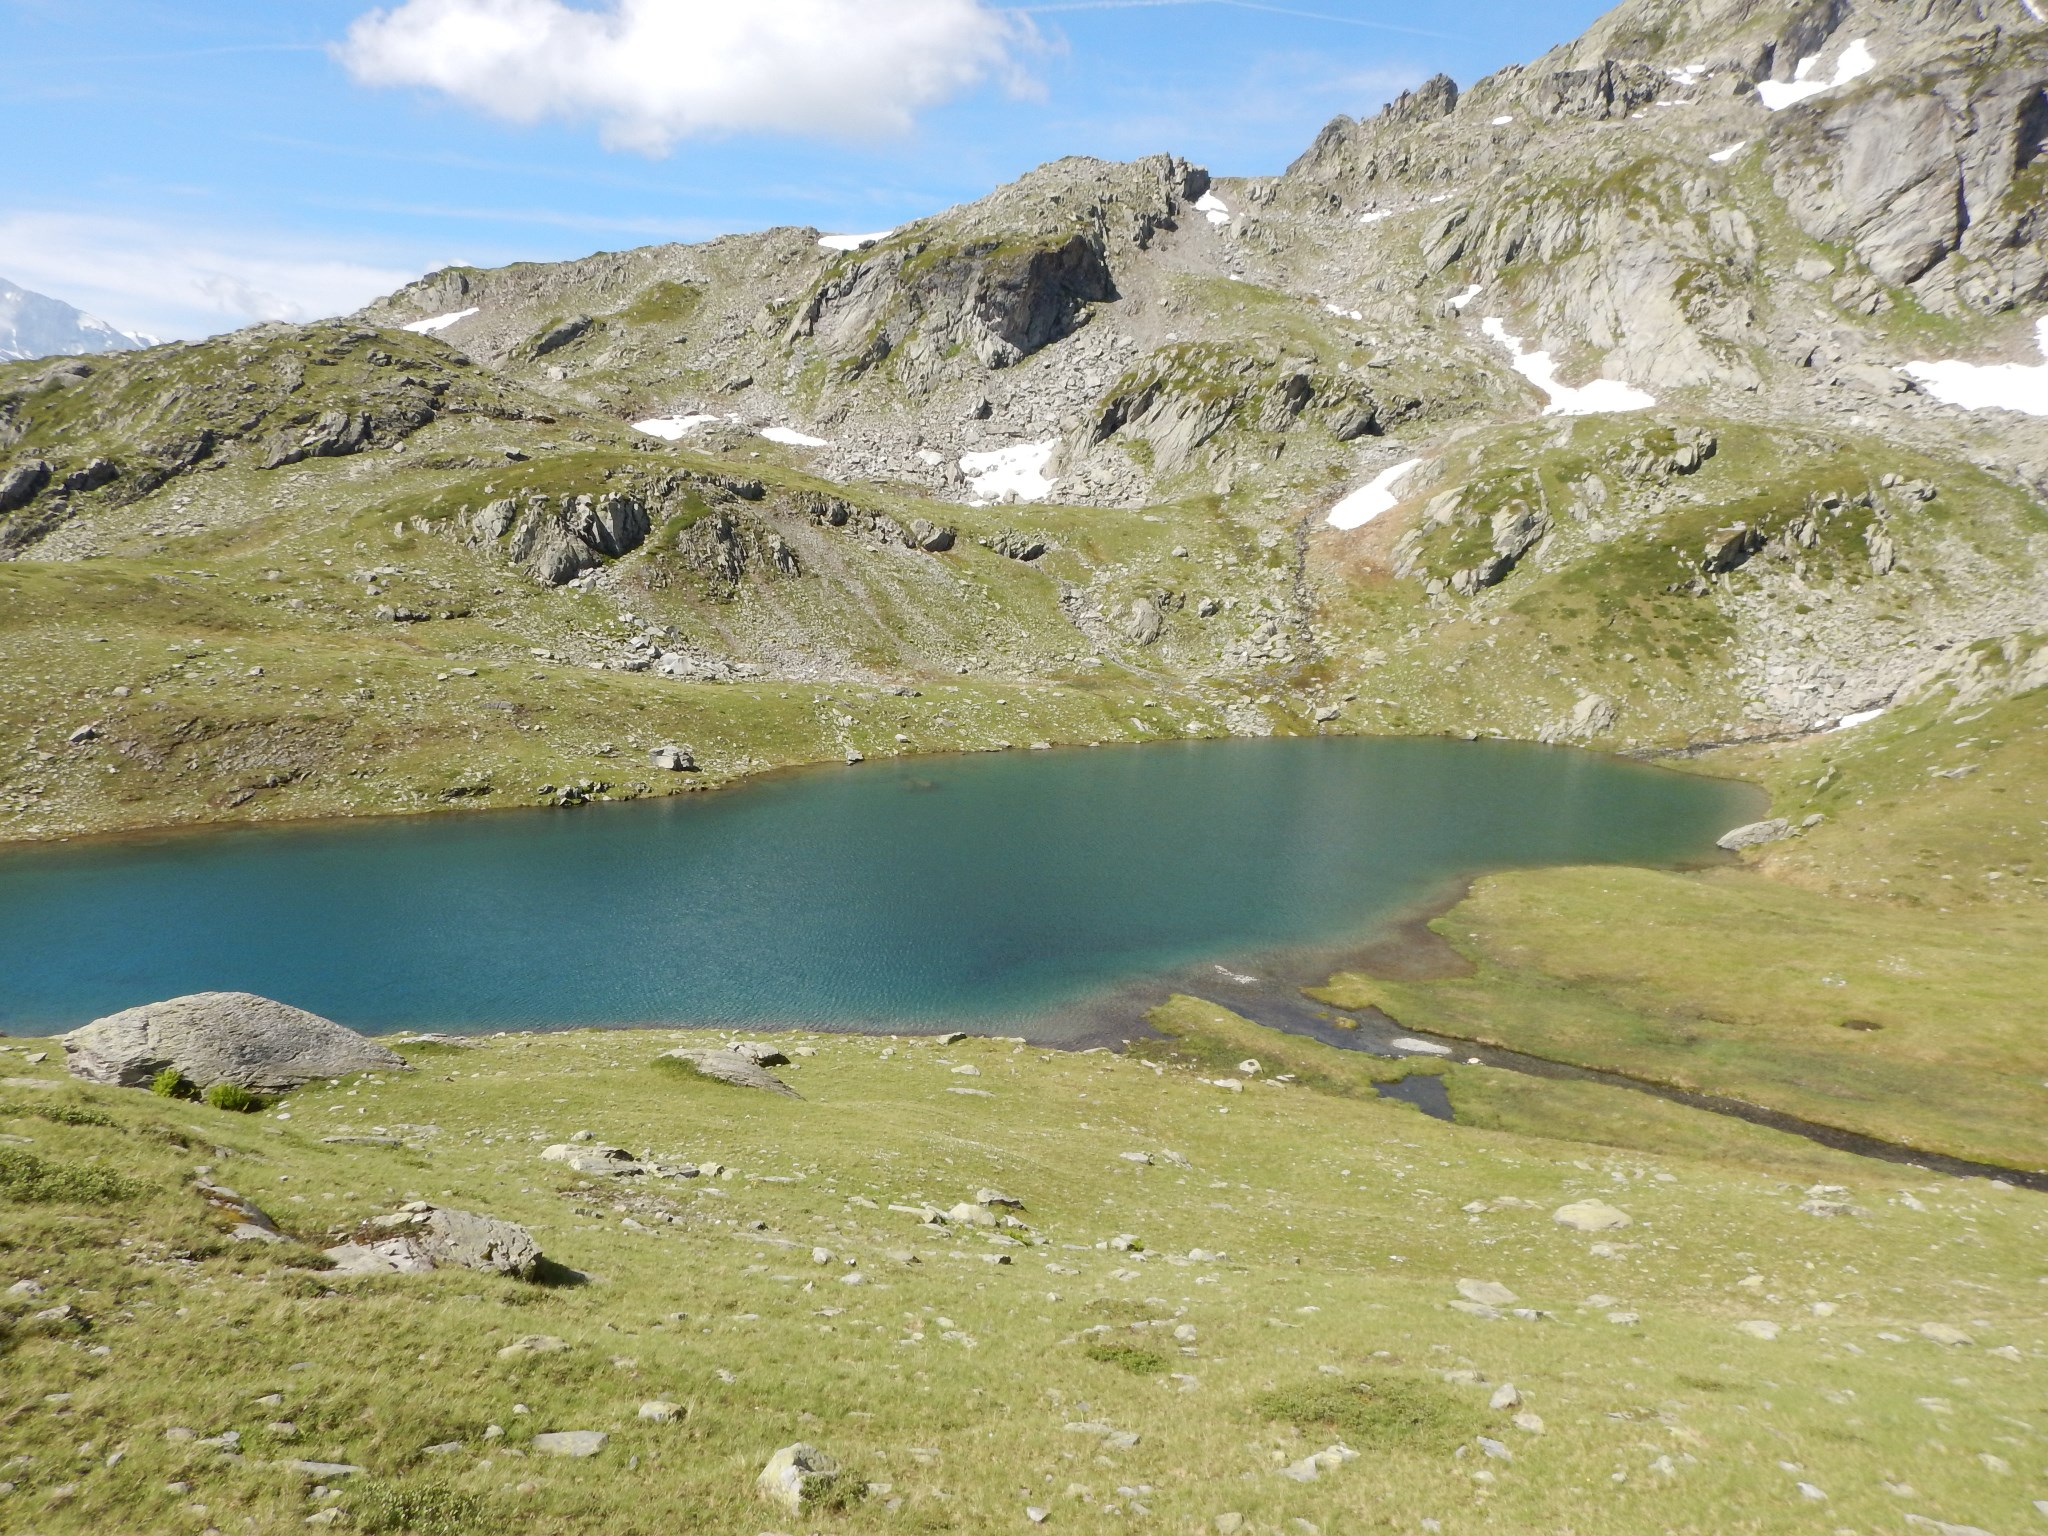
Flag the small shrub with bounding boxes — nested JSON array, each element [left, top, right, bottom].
[[202, 1082, 266, 1113], [31, 1102, 116, 1128], [0, 1145, 142, 1205], [150, 1067, 193, 1100], [1082, 1337, 1169, 1375], [350, 1481, 491, 1536], [1256, 1373, 1484, 1454]]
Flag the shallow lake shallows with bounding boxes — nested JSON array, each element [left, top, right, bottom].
[[0, 737, 1756, 1035]]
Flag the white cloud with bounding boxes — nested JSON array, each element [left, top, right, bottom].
[[0, 212, 422, 342], [336, 0, 1033, 152]]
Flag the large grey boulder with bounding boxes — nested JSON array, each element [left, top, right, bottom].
[[324, 1202, 543, 1279], [0, 459, 52, 513], [658, 1047, 800, 1098], [1717, 818, 1792, 852], [63, 992, 407, 1090]]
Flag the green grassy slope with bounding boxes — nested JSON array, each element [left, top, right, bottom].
[[1, 1012, 2040, 1536]]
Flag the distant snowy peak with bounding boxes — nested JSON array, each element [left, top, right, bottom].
[[0, 277, 155, 364]]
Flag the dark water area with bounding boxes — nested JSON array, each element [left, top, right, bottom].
[[0, 736, 1756, 1037]]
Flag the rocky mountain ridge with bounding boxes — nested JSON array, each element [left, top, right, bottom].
[[0, 277, 153, 365], [0, 0, 2044, 843]]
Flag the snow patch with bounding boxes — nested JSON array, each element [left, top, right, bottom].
[[1391, 1037, 1454, 1057], [1480, 317, 1656, 416], [631, 414, 723, 441], [402, 307, 479, 334], [1901, 317, 2048, 416], [1327, 458, 1428, 531], [1359, 209, 1395, 225], [1755, 39, 1874, 111], [916, 448, 943, 467], [1448, 284, 1482, 311], [1324, 302, 1364, 322], [1832, 708, 1887, 732], [819, 230, 893, 253], [1195, 191, 1231, 226], [1708, 141, 1749, 164], [1490, 115, 1514, 126], [960, 440, 1057, 505], [760, 426, 831, 448]]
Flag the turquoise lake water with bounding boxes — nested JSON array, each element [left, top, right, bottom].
[[0, 737, 1757, 1036]]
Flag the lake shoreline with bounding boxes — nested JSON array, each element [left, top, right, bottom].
[[0, 724, 1767, 856]]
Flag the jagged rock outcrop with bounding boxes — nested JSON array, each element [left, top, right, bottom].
[[1770, 59, 2048, 306], [1069, 345, 1390, 482], [676, 508, 800, 589], [0, 457, 50, 512], [787, 155, 1208, 388], [466, 489, 652, 585]]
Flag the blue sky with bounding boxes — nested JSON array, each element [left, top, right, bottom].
[[0, 0, 1613, 340]]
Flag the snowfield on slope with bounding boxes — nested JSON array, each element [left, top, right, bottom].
[[819, 230, 894, 252], [961, 441, 1056, 504], [1327, 458, 1428, 531], [1902, 318, 2048, 416], [1480, 319, 1656, 416], [402, 308, 479, 334], [1755, 39, 1875, 110]]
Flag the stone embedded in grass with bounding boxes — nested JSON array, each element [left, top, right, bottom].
[[1917, 1322, 1973, 1346], [637, 1401, 683, 1423], [757, 1443, 841, 1514], [540, 1142, 646, 1176], [1552, 1200, 1631, 1232], [1736, 1320, 1782, 1340], [1456, 1279, 1518, 1307], [326, 1204, 542, 1279], [193, 1178, 282, 1239], [656, 1048, 799, 1098], [1716, 818, 1793, 852], [63, 992, 407, 1091], [1281, 1444, 1358, 1481], [532, 1431, 607, 1458], [495, 1334, 569, 1359]]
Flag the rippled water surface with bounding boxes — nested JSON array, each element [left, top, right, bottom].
[[0, 737, 1755, 1034]]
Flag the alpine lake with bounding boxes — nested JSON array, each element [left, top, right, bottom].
[[0, 736, 1757, 1040]]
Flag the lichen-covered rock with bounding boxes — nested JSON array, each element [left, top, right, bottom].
[[1717, 819, 1793, 852], [658, 1047, 800, 1098], [325, 1202, 543, 1279], [1552, 1199, 1632, 1232], [63, 992, 407, 1090], [0, 458, 52, 512], [757, 1443, 841, 1514]]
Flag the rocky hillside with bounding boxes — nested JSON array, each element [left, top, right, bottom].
[[0, 0, 2045, 843]]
